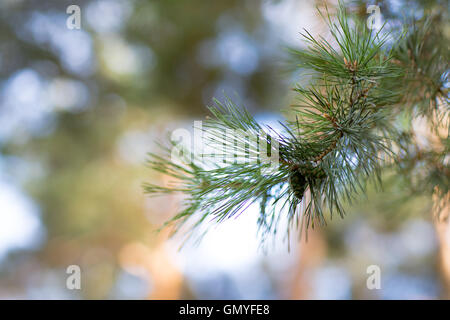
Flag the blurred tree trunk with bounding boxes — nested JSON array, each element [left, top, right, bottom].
[[416, 116, 449, 298], [434, 192, 450, 299], [118, 229, 184, 300], [289, 228, 327, 299]]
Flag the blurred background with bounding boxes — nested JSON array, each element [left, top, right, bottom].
[[0, 0, 447, 299]]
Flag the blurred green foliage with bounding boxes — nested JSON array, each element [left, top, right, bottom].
[[0, 0, 290, 298]]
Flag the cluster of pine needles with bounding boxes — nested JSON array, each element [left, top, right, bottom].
[[144, 2, 449, 245]]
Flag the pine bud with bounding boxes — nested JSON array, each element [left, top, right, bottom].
[[289, 168, 307, 200], [289, 163, 326, 200]]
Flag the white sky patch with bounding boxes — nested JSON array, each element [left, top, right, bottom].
[[262, 0, 318, 46], [86, 0, 133, 34], [173, 204, 263, 272], [166, 197, 298, 298], [0, 69, 54, 142], [24, 12, 95, 76], [197, 26, 259, 76], [0, 181, 45, 261], [216, 31, 259, 75], [312, 265, 352, 299]]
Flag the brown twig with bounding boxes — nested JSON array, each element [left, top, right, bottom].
[[313, 131, 343, 162]]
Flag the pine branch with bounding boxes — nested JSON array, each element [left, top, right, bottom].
[[144, 1, 447, 245]]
